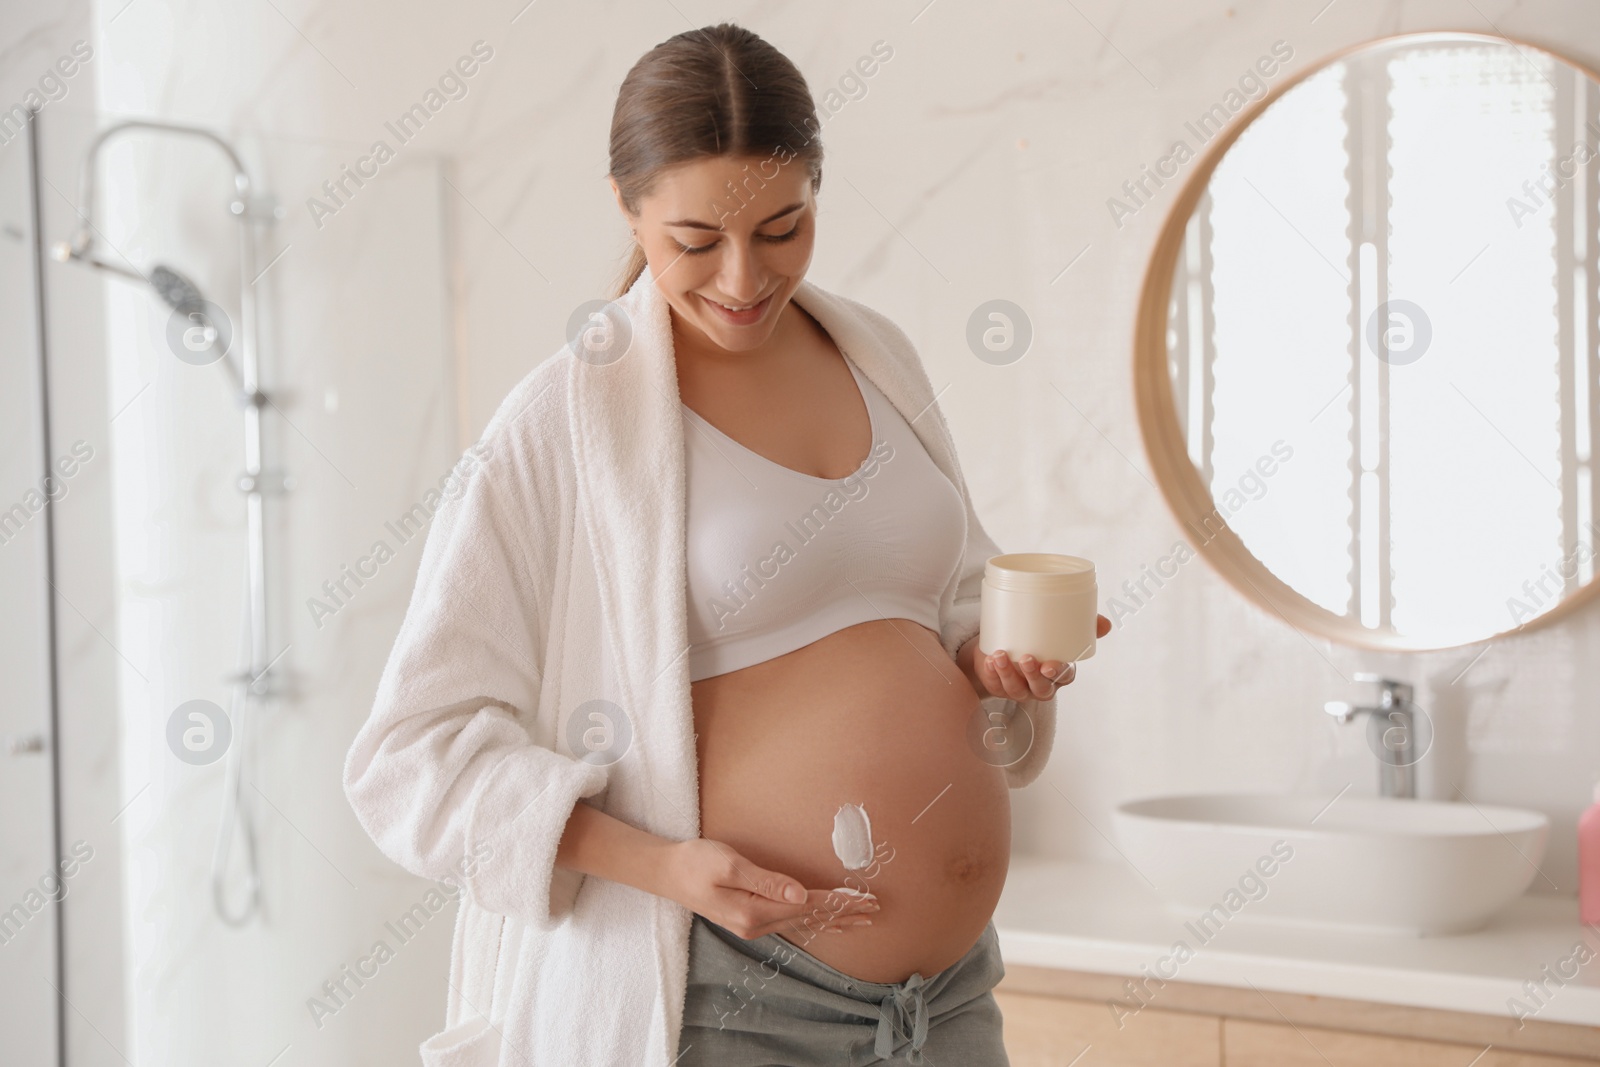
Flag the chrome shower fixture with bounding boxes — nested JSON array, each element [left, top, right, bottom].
[[55, 118, 284, 927], [148, 263, 205, 312]]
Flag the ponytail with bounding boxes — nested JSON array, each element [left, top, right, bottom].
[[611, 240, 649, 301]]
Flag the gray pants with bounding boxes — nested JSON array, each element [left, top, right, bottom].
[[677, 914, 1010, 1066]]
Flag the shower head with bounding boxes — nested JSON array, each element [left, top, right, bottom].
[[149, 263, 205, 312], [52, 246, 206, 311], [147, 263, 240, 382], [52, 244, 240, 383]]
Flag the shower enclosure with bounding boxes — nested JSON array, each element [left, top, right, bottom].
[[2, 4, 478, 1059], [0, 108, 67, 1067], [0, 106, 288, 1064]]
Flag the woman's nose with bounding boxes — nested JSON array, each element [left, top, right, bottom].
[[715, 241, 767, 302]]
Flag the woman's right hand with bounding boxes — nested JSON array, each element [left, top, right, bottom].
[[664, 838, 879, 940]]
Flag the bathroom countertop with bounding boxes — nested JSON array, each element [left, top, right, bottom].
[[993, 855, 1600, 1026]]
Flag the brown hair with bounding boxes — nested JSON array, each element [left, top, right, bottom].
[[607, 23, 825, 298]]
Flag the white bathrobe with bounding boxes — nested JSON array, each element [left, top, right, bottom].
[[343, 262, 1059, 1066]]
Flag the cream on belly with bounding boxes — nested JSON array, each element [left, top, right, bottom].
[[831, 802, 876, 870]]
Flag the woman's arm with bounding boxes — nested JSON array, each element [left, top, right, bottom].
[[554, 801, 678, 897], [555, 801, 879, 939]]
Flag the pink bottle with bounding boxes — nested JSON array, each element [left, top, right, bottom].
[[1581, 783, 1600, 925]]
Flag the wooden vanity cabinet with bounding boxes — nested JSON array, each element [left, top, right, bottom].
[[995, 966, 1600, 1066]]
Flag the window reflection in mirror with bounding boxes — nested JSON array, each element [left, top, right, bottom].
[[1166, 39, 1600, 647]]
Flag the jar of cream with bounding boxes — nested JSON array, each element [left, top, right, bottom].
[[978, 553, 1098, 665]]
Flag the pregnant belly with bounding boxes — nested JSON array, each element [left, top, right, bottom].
[[693, 619, 1011, 984]]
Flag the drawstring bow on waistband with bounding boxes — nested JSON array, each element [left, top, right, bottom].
[[874, 971, 930, 1063]]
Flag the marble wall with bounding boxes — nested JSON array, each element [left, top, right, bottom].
[[5, 0, 1597, 1064]]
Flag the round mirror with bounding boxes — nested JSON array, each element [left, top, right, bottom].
[[1135, 32, 1600, 651]]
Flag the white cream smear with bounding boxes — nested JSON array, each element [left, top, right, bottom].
[[831, 803, 875, 870], [829, 886, 875, 900]]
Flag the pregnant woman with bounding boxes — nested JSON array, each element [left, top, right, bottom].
[[345, 22, 1107, 1067]]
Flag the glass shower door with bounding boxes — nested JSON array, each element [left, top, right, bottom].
[[0, 114, 64, 1065]]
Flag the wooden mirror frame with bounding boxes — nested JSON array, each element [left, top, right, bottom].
[[1131, 30, 1600, 652]]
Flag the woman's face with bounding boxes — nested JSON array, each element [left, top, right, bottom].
[[612, 154, 815, 355]]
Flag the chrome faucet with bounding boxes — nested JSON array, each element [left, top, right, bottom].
[[1325, 674, 1418, 798]]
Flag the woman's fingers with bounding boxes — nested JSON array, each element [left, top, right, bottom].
[[693, 841, 881, 939], [733, 878, 878, 930], [976, 616, 1111, 699], [765, 912, 874, 941], [737, 861, 808, 906], [789, 889, 879, 936], [1015, 654, 1062, 699], [1038, 659, 1071, 682], [722, 894, 834, 939], [809, 887, 879, 920], [1041, 661, 1076, 692], [986, 651, 1023, 699], [990, 651, 1050, 700], [808, 889, 878, 935], [990, 651, 1079, 699], [744, 888, 879, 940]]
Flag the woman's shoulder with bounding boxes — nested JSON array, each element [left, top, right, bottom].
[[469, 349, 579, 496], [476, 282, 649, 456], [482, 350, 573, 439]]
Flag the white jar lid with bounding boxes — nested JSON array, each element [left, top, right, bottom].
[[984, 553, 1096, 593]]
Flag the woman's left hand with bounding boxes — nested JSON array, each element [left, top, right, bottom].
[[963, 614, 1112, 701]]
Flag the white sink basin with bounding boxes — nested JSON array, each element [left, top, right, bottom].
[[1112, 793, 1550, 936]]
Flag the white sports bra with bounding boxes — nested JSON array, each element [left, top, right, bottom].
[[681, 354, 966, 682]]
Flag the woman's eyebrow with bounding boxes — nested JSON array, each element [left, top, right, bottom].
[[663, 201, 805, 230]]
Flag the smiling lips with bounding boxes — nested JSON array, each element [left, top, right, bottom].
[[701, 291, 771, 326]]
